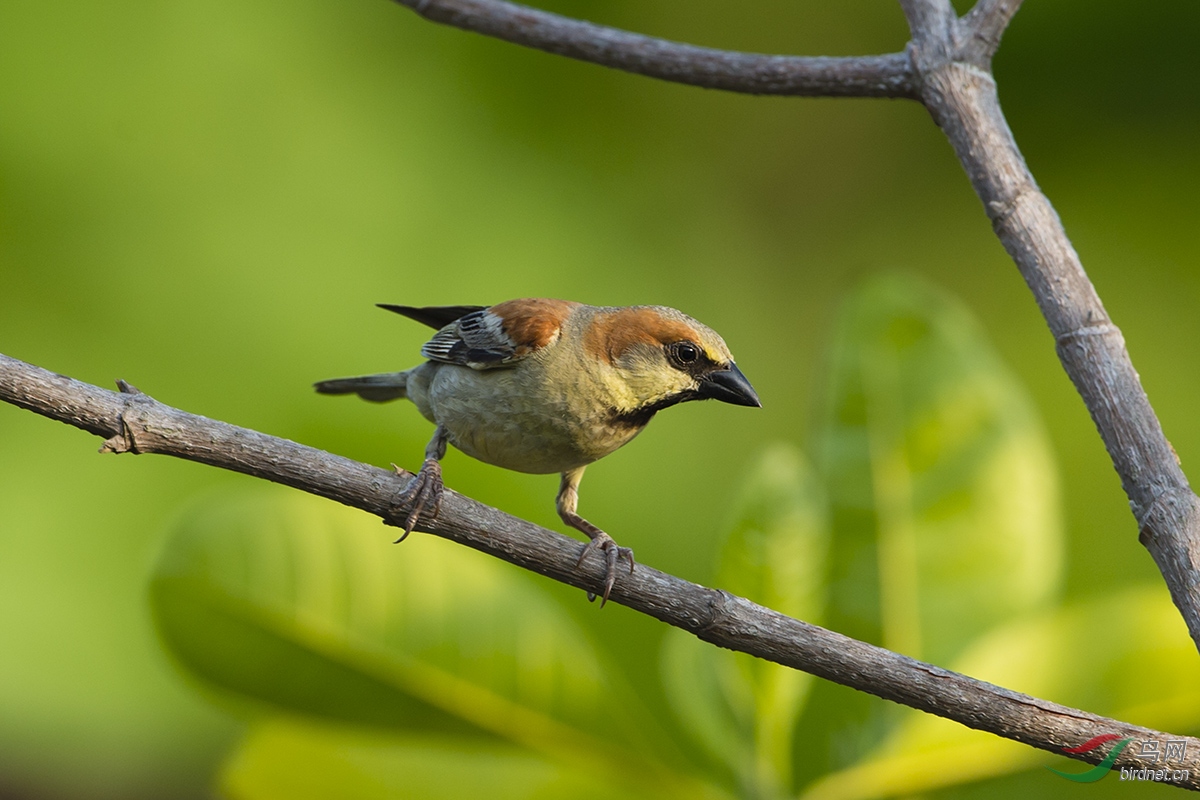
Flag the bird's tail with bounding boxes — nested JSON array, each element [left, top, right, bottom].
[[313, 370, 410, 402]]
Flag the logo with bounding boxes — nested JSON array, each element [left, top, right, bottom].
[[1049, 734, 1191, 784], [1047, 734, 1133, 783]]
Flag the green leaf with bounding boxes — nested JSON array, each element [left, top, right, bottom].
[[717, 446, 829, 621], [799, 585, 1200, 800], [149, 489, 660, 776], [805, 274, 1063, 770], [662, 445, 828, 799], [220, 718, 652, 800], [817, 274, 1062, 662]]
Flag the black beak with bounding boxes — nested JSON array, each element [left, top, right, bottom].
[[697, 362, 762, 408]]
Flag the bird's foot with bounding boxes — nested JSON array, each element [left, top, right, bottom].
[[574, 532, 635, 606], [389, 459, 443, 542]]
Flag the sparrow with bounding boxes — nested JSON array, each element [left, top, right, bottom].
[[315, 299, 760, 604]]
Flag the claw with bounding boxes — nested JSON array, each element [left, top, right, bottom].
[[391, 458, 443, 542], [575, 532, 635, 606]]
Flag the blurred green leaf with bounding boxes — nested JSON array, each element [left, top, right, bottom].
[[220, 719, 647, 800], [662, 445, 828, 799], [804, 274, 1063, 771], [149, 490, 661, 776], [800, 585, 1200, 799], [717, 446, 829, 622], [818, 273, 1062, 662]]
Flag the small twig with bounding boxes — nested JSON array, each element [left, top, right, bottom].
[[898, 0, 956, 53], [390, 0, 917, 98], [959, 0, 1025, 66], [2, 351, 1198, 786]]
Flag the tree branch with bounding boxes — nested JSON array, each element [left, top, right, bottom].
[[390, 0, 916, 98], [898, 0, 956, 51], [898, 0, 1200, 652], [2, 351, 1198, 786], [958, 0, 1024, 66]]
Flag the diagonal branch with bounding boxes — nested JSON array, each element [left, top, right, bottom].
[[2, 351, 1198, 787], [897, 0, 1200, 652], [959, 0, 1025, 66], [390, 0, 917, 98]]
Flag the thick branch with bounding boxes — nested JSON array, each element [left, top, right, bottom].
[[1, 351, 1197, 786], [390, 0, 916, 98], [900, 1, 1200, 651]]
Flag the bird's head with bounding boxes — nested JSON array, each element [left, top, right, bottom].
[[581, 305, 761, 425]]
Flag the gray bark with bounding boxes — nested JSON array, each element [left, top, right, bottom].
[[1, 351, 1196, 783]]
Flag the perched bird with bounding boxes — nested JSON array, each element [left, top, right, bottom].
[[315, 299, 760, 603]]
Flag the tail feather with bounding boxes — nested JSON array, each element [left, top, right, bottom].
[[314, 371, 409, 402]]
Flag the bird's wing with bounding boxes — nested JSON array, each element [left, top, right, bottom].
[[419, 298, 580, 370], [377, 304, 487, 329]]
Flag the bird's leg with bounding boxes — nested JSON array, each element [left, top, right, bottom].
[[556, 467, 634, 606], [391, 424, 448, 543]]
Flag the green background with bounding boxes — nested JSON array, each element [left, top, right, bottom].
[[1, 0, 1198, 797]]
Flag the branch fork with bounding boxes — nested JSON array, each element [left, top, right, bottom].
[[379, 0, 1200, 653], [99, 380, 149, 455]]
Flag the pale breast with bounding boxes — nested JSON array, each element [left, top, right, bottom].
[[418, 360, 642, 475]]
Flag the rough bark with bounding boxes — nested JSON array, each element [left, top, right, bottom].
[[2, 351, 1197, 785]]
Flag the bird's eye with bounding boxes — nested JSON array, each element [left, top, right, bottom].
[[669, 341, 700, 366]]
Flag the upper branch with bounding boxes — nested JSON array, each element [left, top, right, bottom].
[[2, 350, 1199, 785], [898, 0, 956, 50], [391, 0, 917, 98], [898, 0, 1200, 650], [959, 0, 1025, 66]]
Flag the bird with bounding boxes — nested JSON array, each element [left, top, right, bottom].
[[315, 299, 761, 604]]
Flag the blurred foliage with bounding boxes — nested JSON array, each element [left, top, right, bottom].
[[818, 275, 1061, 666], [147, 276, 1200, 799], [800, 276, 1063, 775], [2, 0, 1199, 797], [661, 446, 827, 798]]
